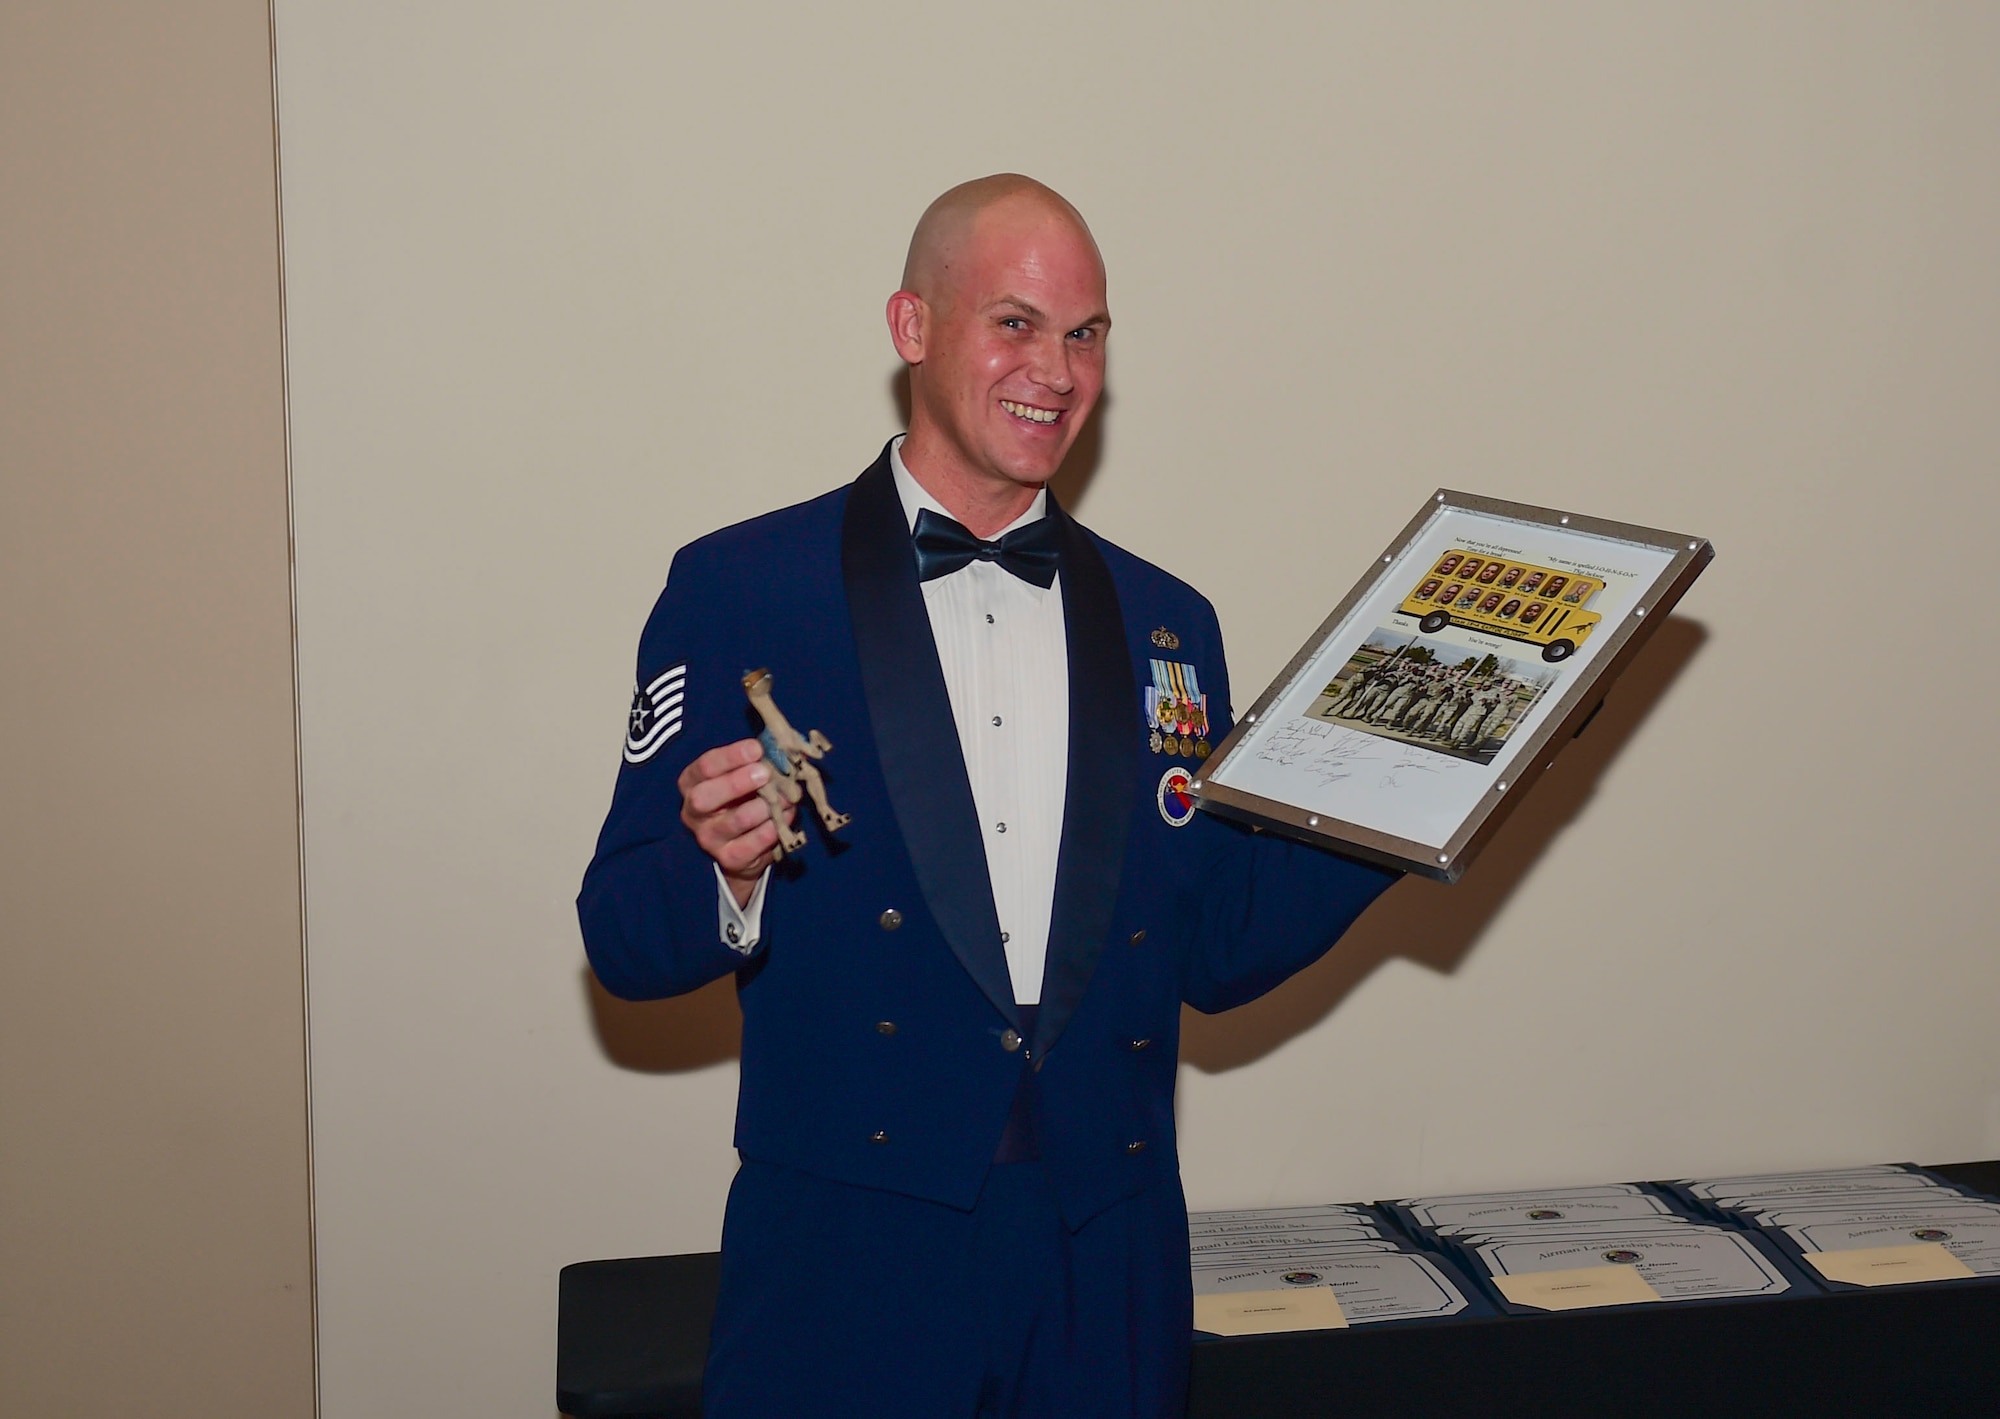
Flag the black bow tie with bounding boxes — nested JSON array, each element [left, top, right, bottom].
[[912, 507, 1061, 588]]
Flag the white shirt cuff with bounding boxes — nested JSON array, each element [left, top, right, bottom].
[[715, 864, 770, 954]]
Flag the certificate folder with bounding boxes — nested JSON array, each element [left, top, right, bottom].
[[1190, 1248, 1496, 1335], [1457, 1226, 1820, 1316], [1382, 1180, 1822, 1315], [1664, 1163, 2000, 1294], [1188, 1203, 1495, 1332]]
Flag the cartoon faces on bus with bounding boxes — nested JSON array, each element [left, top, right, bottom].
[[1403, 552, 1604, 661]]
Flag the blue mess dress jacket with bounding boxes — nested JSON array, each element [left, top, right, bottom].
[[578, 446, 1396, 1229]]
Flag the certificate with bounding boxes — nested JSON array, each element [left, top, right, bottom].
[[1189, 1229, 1392, 1255], [1677, 1165, 1921, 1197], [1189, 1206, 1399, 1257], [1758, 1201, 2000, 1229], [1707, 1179, 1953, 1212], [1474, 1229, 1794, 1300], [1452, 1219, 1701, 1245], [1399, 1184, 1646, 1206], [1176, 1207, 1384, 1231], [1188, 1217, 1384, 1238], [1783, 1219, 2000, 1275], [1197, 1241, 1406, 1264], [1192, 1252, 1474, 1325], [1408, 1192, 1679, 1235], [1195, 491, 1712, 880]]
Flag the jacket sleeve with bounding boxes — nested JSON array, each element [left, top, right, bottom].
[[1176, 599, 1401, 1014], [1178, 813, 1398, 1014], [577, 546, 762, 1000]]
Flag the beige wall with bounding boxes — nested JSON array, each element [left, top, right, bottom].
[[272, 4, 2000, 1414], [1, 3, 313, 1416]]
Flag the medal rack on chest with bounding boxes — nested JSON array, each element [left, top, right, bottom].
[[1145, 653, 1211, 760]]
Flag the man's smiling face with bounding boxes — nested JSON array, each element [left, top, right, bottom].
[[903, 196, 1110, 499]]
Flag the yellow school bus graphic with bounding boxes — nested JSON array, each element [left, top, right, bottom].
[[1399, 550, 1604, 662]]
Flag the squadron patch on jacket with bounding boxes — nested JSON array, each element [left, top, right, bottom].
[[624, 662, 687, 764], [1157, 765, 1197, 827]]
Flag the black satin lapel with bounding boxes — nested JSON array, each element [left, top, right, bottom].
[[1034, 512, 1137, 1057], [842, 451, 1018, 1027]]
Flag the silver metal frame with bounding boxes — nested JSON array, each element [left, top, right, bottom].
[[1192, 489, 1714, 882]]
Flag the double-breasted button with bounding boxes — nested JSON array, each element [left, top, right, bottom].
[[879, 908, 904, 931], [876, 1021, 897, 1036], [1129, 929, 1147, 946], [1126, 1140, 1148, 1154], [869, 1130, 890, 1144], [1127, 1037, 1151, 1051], [1000, 1029, 1022, 1053]]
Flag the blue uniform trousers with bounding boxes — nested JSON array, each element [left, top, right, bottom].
[[704, 1157, 1193, 1418]]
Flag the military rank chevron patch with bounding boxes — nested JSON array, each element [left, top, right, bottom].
[[624, 662, 686, 764]]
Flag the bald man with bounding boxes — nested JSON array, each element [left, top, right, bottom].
[[579, 176, 1395, 1419]]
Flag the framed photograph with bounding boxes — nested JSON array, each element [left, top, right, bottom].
[[1193, 490, 1713, 881]]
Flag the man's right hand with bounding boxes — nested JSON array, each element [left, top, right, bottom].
[[680, 739, 792, 908]]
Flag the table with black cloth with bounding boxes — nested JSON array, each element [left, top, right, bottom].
[[557, 1160, 2000, 1418]]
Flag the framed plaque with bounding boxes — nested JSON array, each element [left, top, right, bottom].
[[1194, 491, 1713, 882]]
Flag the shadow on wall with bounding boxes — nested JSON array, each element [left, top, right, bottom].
[[1179, 614, 1709, 1072], [583, 584, 1705, 1078], [887, 365, 1109, 516], [586, 969, 743, 1073]]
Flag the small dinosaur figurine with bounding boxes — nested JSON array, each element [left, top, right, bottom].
[[742, 668, 851, 858]]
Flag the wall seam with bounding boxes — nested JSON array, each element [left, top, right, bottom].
[[264, 0, 321, 1413]]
